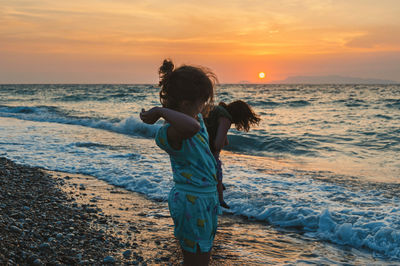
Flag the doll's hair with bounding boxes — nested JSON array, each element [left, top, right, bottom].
[[219, 100, 261, 131], [158, 59, 217, 112]]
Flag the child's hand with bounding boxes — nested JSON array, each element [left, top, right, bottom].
[[140, 107, 161, 124]]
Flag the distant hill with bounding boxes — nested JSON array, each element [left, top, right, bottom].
[[274, 75, 398, 84]]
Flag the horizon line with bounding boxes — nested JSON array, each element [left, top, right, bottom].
[[1, 82, 400, 85]]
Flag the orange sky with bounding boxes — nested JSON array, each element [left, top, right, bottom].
[[1, 0, 400, 83]]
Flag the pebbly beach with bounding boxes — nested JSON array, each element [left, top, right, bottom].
[[0, 157, 182, 265]]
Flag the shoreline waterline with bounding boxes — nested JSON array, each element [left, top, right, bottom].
[[0, 156, 394, 265]]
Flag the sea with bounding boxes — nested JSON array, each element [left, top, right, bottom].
[[1, 84, 400, 264]]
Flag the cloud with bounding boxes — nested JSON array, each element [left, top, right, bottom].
[[345, 27, 400, 49], [1, 0, 400, 82]]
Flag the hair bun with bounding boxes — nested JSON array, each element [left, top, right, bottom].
[[159, 59, 174, 86], [159, 59, 174, 75]]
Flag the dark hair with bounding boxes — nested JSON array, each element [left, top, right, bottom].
[[158, 59, 216, 112], [219, 100, 261, 131]]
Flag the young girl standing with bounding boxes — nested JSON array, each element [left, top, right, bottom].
[[205, 101, 261, 209], [140, 59, 219, 266]]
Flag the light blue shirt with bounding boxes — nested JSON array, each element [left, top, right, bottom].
[[155, 114, 217, 192]]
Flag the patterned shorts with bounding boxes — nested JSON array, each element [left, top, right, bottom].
[[168, 186, 220, 253]]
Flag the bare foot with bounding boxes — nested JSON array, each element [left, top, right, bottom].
[[220, 200, 230, 209]]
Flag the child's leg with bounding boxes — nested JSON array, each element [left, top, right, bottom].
[[214, 154, 230, 209], [182, 245, 211, 266], [217, 180, 230, 209]]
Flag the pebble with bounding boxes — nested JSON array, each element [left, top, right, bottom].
[[103, 256, 116, 263], [20, 251, 27, 259], [10, 225, 22, 233], [33, 258, 43, 265], [56, 233, 63, 240], [33, 259, 43, 265], [39, 242, 51, 252], [160, 256, 170, 262], [129, 225, 138, 232], [122, 249, 132, 258]]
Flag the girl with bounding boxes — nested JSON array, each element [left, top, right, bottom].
[[205, 101, 261, 209], [140, 59, 219, 266]]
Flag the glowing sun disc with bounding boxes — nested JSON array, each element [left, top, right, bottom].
[[259, 72, 265, 79]]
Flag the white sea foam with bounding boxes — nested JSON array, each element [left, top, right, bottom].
[[0, 105, 160, 138], [219, 160, 400, 260]]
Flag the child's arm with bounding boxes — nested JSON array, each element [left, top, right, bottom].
[[140, 107, 200, 149], [213, 117, 231, 153]]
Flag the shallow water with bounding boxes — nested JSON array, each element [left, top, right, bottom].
[[53, 170, 391, 265], [1, 84, 400, 262]]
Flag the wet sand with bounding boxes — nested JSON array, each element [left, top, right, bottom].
[[0, 157, 390, 265]]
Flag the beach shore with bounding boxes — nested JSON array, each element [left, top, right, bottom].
[[1, 157, 387, 265]]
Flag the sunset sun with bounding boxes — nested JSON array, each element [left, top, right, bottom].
[[258, 72, 265, 79]]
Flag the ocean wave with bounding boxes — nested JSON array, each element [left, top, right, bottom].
[[226, 133, 318, 156], [53, 92, 143, 102], [345, 99, 369, 107], [247, 99, 311, 108], [251, 205, 400, 260], [287, 100, 311, 107], [248, 100, 280, 107], [248, 205, 400, 260], [0, 104, 320, 157], [385, 99, 400, 109], [0, 84, 157, 103], [69, 142, 125, 150], [0, 105, 159, 139], [0, 105, 57, 114], [223, 170, 400, 260], [375, 114, 393, 120]]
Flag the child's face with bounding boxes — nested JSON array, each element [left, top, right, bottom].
[[195, 100, 206, 114]]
